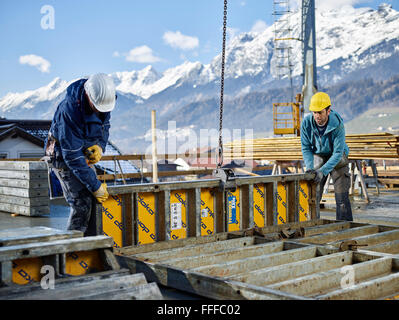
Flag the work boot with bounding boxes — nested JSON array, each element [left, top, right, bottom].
[[335, 192, 353, 221]]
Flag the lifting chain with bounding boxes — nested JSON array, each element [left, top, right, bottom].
[[213, 0, 236, 192], [217, 0, 228, 169]]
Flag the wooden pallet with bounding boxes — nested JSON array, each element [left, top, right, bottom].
[[224, 133, 399, 161], [0, 227, 163, 300]]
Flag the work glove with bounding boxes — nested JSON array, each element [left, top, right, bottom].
[[86, 145, 103, 164], [93, 183, 109, 203], [305, 169, 324, 184]]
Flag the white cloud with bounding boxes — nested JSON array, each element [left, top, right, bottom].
[[251, 20, 268, 33], [19, 54, 51, 73], [315, 0, 365, 11], [112, 51, 120, 57], [163, 31, 199, 51], [125, 46, 161, 63]]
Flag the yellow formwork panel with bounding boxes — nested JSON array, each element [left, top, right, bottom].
[[200, 188, 215, 236], [65, 250, 103, 276], [12, 258, 42, 285], [227, 188, 240, 232], [102, 195, 124, 248], [170, 190, 187, 240], [277, 182, 287, 224], [299, 181, 311, 222], [11, 250, 104, 284], [137, 192, 157, 245], [253, 184, 265, 228]]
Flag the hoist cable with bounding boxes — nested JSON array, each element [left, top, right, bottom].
[[217, 0, 228, 168]]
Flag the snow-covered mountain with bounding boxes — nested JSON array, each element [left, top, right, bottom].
[[1, 4, 399, 152]]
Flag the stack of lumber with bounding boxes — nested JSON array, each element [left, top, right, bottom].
[[0, 161, 49, 216], [0, 227, 163, 300], [224, 133, 399, 161]]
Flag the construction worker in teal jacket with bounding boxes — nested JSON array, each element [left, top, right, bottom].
[[300, 92, 353, 221]]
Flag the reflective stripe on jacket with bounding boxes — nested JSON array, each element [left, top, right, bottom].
[[300, 110, 349, 176]]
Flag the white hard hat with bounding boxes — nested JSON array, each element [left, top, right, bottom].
[[84, 73, 116, 112]]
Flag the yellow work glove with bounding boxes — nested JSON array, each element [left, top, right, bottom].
[[93, 183, 109, 203], [86, 145, 103, 164]]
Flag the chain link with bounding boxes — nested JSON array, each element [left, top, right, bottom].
[[218, 0, 228, 168]]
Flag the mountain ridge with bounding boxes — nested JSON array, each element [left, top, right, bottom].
[[1, 4, 399, 153]]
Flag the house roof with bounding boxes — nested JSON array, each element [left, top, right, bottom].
[[0, 126, 45, 147], [0, 119, 51, 142], [0, 118, 140, 176]]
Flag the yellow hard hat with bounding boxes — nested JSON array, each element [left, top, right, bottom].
[[309, 92, 331, 112]]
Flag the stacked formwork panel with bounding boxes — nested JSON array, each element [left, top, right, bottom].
[[0, 226, 163, 300], [0, 161, 49, 216]]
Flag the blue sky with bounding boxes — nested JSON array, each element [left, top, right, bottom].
[[0, 0, 398, 97]]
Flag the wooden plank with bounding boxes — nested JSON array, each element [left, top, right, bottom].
[[0, 227, 82, 247], [0, 236, 113, 262]]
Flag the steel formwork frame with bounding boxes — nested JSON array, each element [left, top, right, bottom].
[[92, 173, 319, 249], [116, 220, 399, 300]]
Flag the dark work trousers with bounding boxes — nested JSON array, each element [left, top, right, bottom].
[[314, 154, 353, 221], [52, 164, 98, 236]]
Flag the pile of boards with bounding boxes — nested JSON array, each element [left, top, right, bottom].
[[0, 226, 163, 300], [224, 133, 399, 161]]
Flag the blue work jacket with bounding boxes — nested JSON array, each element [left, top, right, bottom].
[[48, 79, 111, 192], [300, 110, 349, 176]]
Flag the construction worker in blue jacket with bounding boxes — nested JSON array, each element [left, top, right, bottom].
[[46, 73, 116, 235], [300, 92, 353, 221]]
